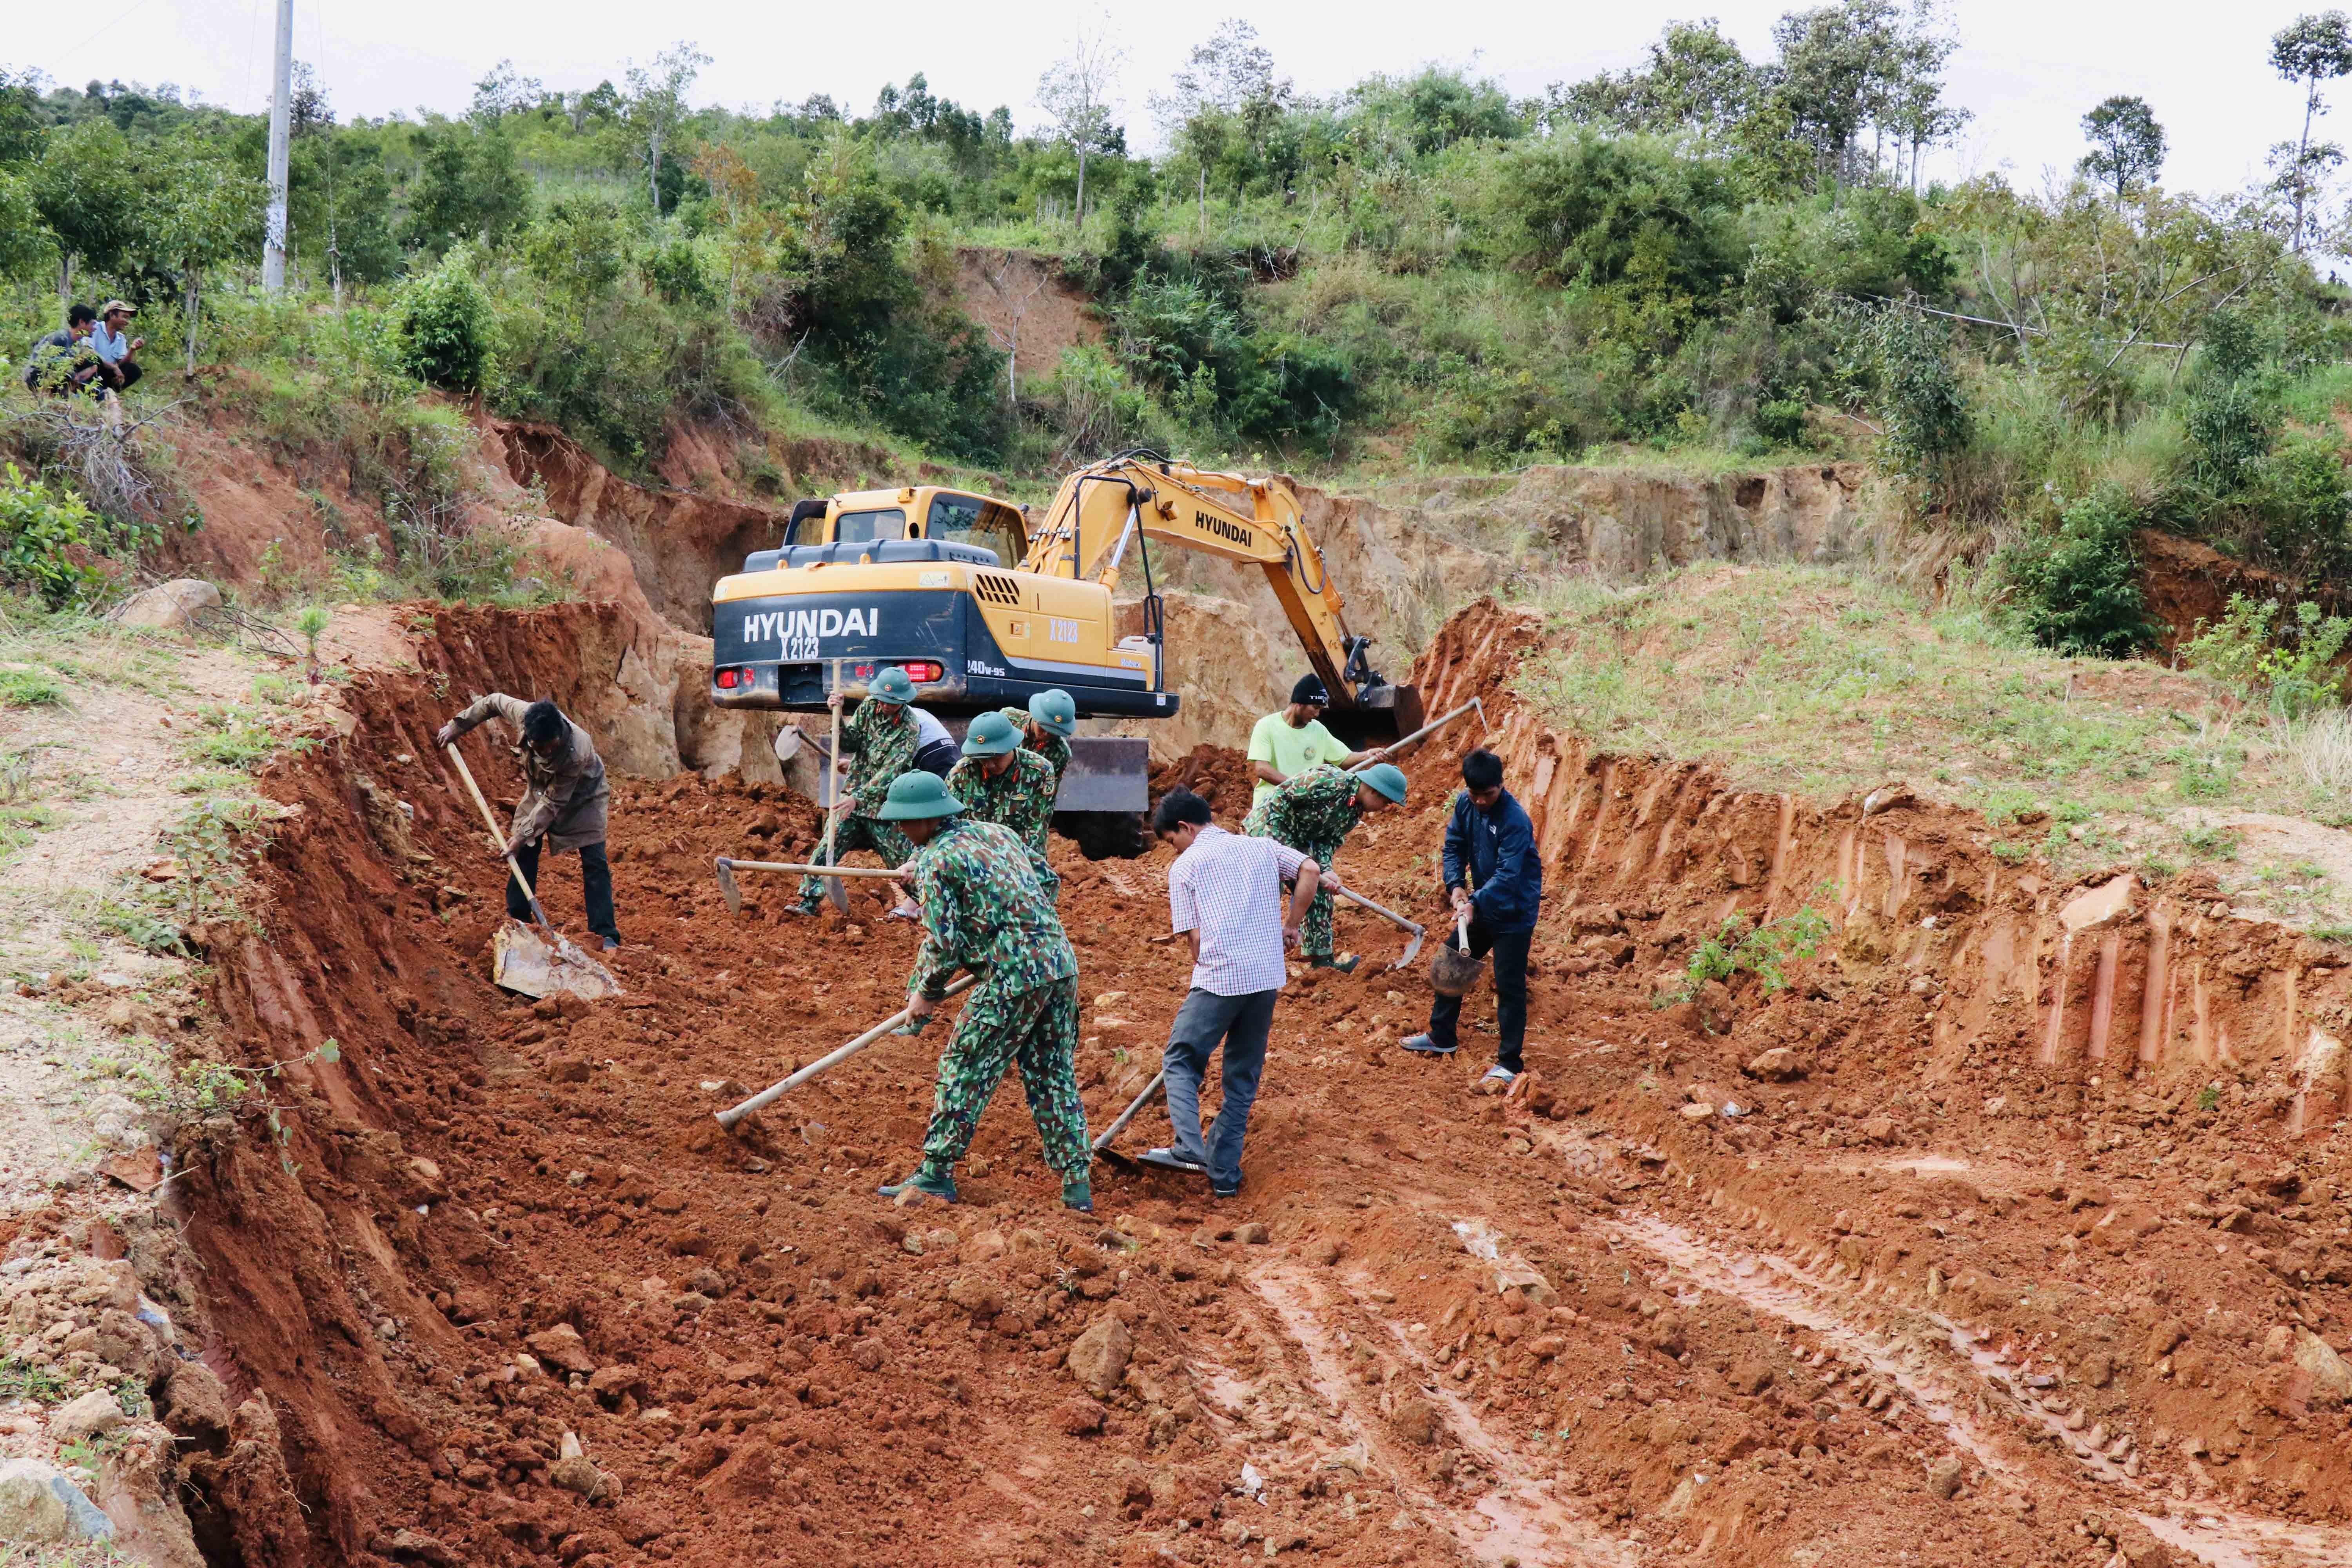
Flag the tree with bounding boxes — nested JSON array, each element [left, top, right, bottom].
[[1152, 19, 1291, 219], [470, 59, 545, 125], [2271, 11, 2352, 250], [26, 120, 142, 299], [1773, 1, 1905, 194], [403, 125, 528, 254], [0, 67, 49, 165], [1547, 19, 1760, 144], [2078, 95, 2165, 201], [624, 42, 709, 215], [142, 142, 261, 373], [1037, 20, 1125, 223]]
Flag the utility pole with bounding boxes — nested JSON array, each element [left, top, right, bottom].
[[261, 0, 293, 292]]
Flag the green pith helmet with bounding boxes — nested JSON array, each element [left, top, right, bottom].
[[962, 711, 1020, 757], [1357, 762, 1408, 804], [868, 666, 917, 704], [875, 770, 967, 820], [1027, 688, 1078, 737]]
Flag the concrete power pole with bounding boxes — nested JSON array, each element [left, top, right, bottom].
[[261, 0, 294, 292]]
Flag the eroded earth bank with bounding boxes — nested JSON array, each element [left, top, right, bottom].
[[5, 595, 2351, 1568]]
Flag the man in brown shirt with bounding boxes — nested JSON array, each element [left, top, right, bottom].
[[436, 695, 620, 950]]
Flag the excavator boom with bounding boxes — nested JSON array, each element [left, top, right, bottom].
[[1023, 453, 1421, 737]]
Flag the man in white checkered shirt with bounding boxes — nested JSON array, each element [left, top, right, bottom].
[[1139, 788, 1325, 1196]]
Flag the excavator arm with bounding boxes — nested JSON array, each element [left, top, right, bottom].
[[1022, 453, 1417, 731]]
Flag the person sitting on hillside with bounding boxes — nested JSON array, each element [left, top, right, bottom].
[[21, 305, 104, 397], [1247, 675, 1373, 810], [88, 300, 143, 396]]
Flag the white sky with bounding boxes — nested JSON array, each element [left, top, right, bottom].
[[4, 0, 2321, 200]]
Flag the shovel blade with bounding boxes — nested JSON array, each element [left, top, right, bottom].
[[1388, 928, 1425, 971], [825, 873, 851, 915], [491, 917, 622, 1002], [715, 857, 742, 916]]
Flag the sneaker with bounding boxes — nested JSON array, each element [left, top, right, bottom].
[[1137, 1147, 1207, 1176], [1062, 1176, 1094, 1213], [886, 902, 921, 922], [877, 1168, 958, 1204], [1400, 1033, 1457, 1056], [1309, 953, 1361, 975], [599, 937, 621, 953], [1484, 1064, 1518, 1083], [1211, 1181, 1240, 1199]]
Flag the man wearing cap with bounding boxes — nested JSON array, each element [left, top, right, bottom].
[[1242, 761, 1407, 973], [1249, 676, 1374, 810], [793, 667, 922, 915], [1404, 748, 1542, 1082], [1000, 688, 1078, 786], [946, 711, 1060, 862], [435, 694, 621, 952], [871, 771, 1093, 1213], [89, 301, 143, 395]]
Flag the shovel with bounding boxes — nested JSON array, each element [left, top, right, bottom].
[[817, 659, 850, 915], [441, 739, 621, 1003], [1428, 872, 1485, 998], [716, 855, 904, 916], [1089, 1069, 1167, 1171], [1328, 884, 1424, 971], [1348, 697, 1486, 773], [716, 972, 980, 1132]]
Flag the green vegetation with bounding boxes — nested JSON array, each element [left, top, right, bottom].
[[1664, 906, 1832, 1007]]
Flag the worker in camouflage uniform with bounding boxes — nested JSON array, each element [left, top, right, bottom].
[[1243, 762, 1408, 973], [946, 711, 1060, 862], [793, 666, 922, 915], [871, 772, 1094, 1213], [1013, 688, 1078, 786]]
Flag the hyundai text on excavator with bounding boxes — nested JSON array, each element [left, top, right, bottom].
[[706, 452, 1423, 853]]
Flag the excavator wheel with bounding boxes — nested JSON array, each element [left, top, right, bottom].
[[1052, 810, 1147, 861]]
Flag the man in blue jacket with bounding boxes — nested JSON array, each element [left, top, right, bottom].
[[1403, 748, 1541, 1082]]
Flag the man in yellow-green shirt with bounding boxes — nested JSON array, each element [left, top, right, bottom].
[[1247, 675, 1373, 810]]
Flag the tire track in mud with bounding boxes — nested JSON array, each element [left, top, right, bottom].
[[1609, 1212, 2352, 1568], [1238, 1261, 1642, 1568]]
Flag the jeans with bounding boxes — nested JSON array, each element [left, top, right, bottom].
[[1161, 987, 1278, 1189], [1426, 916, 1531, 1072], [508, 839, 620, 944]]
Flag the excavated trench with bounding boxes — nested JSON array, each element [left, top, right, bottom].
[[123, 597, 2352, 1568]]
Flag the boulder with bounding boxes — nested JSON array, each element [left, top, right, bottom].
[[1067, 1315, 1133, 1398], [2294, 1328, 2352, 1406], [0, 1456, 111, 1543], [1745, 1047, 1808, 1082], [112, 579, 221, 632]]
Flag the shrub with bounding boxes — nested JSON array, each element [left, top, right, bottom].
[[0, 464, 114, 608], [392, 252, 500, 392], [1997, 485, 2156, 657], [2183, 593, 2352, 717]]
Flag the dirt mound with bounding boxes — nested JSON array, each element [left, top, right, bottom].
[[105, 594, 2352, 1568], [2135, 528, 2352, 655]]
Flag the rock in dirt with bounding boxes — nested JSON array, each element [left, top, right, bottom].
[[2293, 1328, 2352, 1405], [1927, 1453, 1966, 1499], [550, 1456, 612, 1501], [0, 1457, 76, 1543], [1056, 1398, 1108, 1436], [112, 579, 221, 632], [49, 1389, 127, 1445], [390, 1527, 461, 1566], [1068, 1315, 1134, 1398], [1234, 1222, 1270, 1245], [544, 1056, 592, 1085], [1390, 1397, 1441, 1446], [1745, 1047, 1808, 1081], [947, 1276, 1005, 1319], [162, 1363, 231, 1445], [525, 1324, 597, 1376]]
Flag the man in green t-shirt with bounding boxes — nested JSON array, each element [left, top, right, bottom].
[[1247, 675, 1373, 810]]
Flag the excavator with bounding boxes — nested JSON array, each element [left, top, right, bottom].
[[706, 452, 1423, 853]]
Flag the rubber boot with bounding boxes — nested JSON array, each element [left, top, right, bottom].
[[1061, 1173, 1094, 1213], [1310, 953, 1361, 974], [878, 1165, 958, 1204]]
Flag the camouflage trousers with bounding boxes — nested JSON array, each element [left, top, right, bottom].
[[1242, 808, 1345, 959], [797, 813, 915, 904], [919, 975, 1090, 1178]]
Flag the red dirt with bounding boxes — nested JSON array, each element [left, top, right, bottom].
[[131, 597, 2352, 1568]]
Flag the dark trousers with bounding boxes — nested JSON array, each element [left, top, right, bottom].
[[1427, 916, 1531, 1072], [100, 360, 142, 392], [913, 738, 959, 777], [508, 839, 620, 944], [1161, 987, 1278, 1189]]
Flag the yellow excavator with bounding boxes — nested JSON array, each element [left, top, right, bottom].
[[707, 451, 1423, 850]]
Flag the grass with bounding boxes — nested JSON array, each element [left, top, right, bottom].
[[0, 666, 67, 708], [1503, 561, 2352, 927]]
